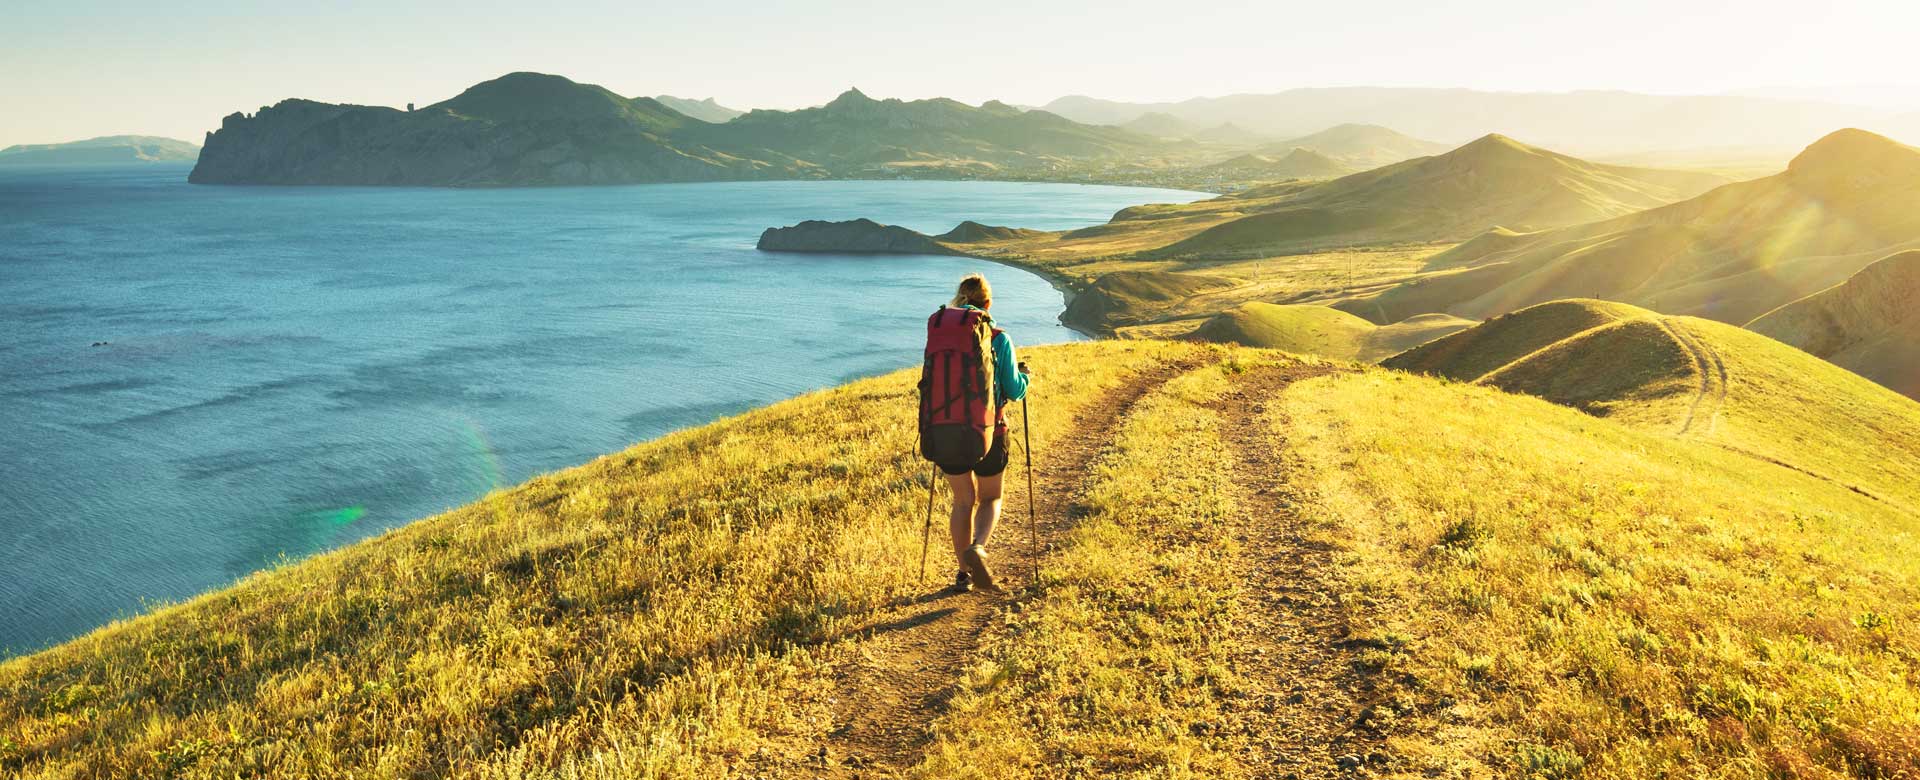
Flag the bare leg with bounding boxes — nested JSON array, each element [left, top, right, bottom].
[[947, 473, 976, 564], [971, 472, 1004, 549]]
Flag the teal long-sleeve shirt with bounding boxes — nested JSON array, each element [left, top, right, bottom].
[[992, 329, 1028, 406]]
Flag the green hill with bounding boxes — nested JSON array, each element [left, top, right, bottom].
[[1345, 129, 1920, 326], [5, 339, 1917, 778], [1749, 249, 1920, 400], [1060, 270, 1238, 333], [431, 72, 688, 132], [1191, 302, 1472, 360]]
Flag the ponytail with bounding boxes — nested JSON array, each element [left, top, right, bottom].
[[950, 273, 992, 309]]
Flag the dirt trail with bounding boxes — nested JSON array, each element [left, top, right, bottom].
[[1210, 363, 1394, 778], [813, 361, 1197, 777], [1659, 319, 1729, 436]]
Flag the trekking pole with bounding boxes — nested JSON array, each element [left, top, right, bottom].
[[1021, 365, 1038, 585], [920, 463, 936, 584]]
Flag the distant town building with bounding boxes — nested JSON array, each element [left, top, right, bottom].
[[407, 103, 415, 112]]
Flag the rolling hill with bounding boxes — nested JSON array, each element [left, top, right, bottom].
[[0, 135, 199, 164], [1341, 129, 1920, 326], [756, 135, 1731, 337], [1748, 249, 1920, 400], [1190, 302, 1472, 360], [1150, 134, 1731, 258], [1198, 147, 1351, 181], [190, 73, 1181, 186], [1257, 123, 1449, 168], [1385, 298, 1920, 506], [5, 338, 1915, 778], [1201, 148, 1355, 180], [1190, 122, 1267, 146], [1119, 111, 1196, 138]]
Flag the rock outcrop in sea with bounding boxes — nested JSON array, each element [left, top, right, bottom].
[[756, 219, 960, 255]]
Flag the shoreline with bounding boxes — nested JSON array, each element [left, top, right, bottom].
[[955, 252, 1100, 340]]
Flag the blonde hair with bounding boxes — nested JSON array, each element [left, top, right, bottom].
[[951, 273, 992, 308]]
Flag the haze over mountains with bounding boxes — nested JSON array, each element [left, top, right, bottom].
[[1041, 87, 1920, 154], [650, 95, 743, 123], [0, 136, 198, 165], [1154, 134, 1731, 257], [1341, 129, 1920, 329]]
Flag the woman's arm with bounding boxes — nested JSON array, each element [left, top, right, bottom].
[[993, 331, 1028, 403]]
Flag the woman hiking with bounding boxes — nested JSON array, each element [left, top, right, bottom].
[[925, 273, 1029, 594]]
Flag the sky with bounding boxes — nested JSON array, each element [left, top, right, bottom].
[[5, 0, 1920, 147]]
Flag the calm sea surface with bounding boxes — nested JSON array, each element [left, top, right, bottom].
[[0, 163, 1204, 655]]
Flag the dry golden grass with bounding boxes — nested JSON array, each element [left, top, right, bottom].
[[8, 335, 1920, 779], [1283, 369, 1920, 777], [915, 356, 1252, 778], [0, 341, 1199, 779]]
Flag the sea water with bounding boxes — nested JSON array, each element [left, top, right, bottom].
[[0, 164, 1204, 655]]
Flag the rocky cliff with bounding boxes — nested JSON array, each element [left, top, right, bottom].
[[190, 75, 790, 186]]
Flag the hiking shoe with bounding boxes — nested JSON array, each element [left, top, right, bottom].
[[960, 544, 1002, 594], [952, 569, 972, 593]]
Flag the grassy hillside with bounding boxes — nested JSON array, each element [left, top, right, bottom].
[[6, 338, 1918, 778], [1346, 129, 1920, 326], [1749, 249, 1920, 400], [1386, 299, 1920, 506], [1191, 302, 1473, 361]]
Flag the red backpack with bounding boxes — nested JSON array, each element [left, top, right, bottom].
[[919, 306, 1001, 465]]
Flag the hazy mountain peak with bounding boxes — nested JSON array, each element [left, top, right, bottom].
[[1788, 128, 1919, 176], [432, 71, 636, 123], [652, 95, 744, 123], [829, 87, 877, 108]]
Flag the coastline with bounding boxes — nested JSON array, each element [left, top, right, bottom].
[[956, 252, 1099, 339]]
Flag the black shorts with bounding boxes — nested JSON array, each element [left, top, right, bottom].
[[938, 426, 1009, 477]]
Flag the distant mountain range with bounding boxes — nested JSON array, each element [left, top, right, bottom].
[[651, 95, 743, 123], [1253, 124, 1450, 168], [1201, 149, 1355, 180], [1157, 133, 1731, 258], [0, 135, 199, 165], [190, 73, 1174, 186], [1339, 129, 1920, 342], [1040, 88, 1920, 154]]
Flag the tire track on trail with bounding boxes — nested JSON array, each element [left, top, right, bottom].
[[1658, 318, 1729, 436], [1209, 363, 1399, 778], [808, 359, 1201, 778]]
